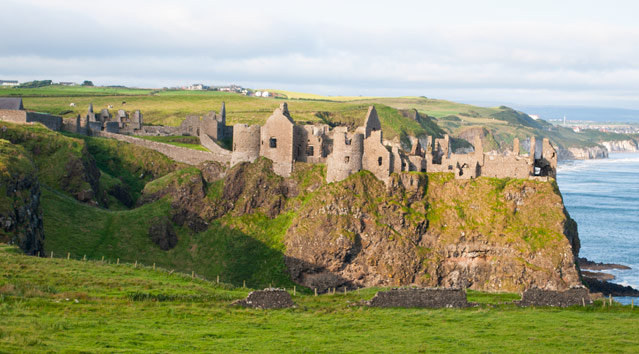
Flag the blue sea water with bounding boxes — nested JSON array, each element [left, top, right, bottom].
[[557, 152, 639, 305]]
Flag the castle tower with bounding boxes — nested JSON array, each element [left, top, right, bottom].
[[231, 124, 261, 166], [474, 135, 483, 161], [513, 138, 520, 155], [326, 127, 364, 183]]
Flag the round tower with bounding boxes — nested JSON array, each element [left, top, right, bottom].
[[326, 129, 364, 183], [231, 124, 261, 166]]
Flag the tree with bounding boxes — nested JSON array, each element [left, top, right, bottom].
[[82, 80, 94, 86]]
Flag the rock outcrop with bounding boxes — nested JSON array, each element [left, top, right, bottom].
[[284, 172, 581, 293], [0, 139, 45, 256]]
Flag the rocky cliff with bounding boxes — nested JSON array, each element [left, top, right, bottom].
[[142, 158, 582, 293], [0, 139, 44, 256], [600, 139, 639, 152], [284, 172, 581, 292], [557, 146, 609, 160]]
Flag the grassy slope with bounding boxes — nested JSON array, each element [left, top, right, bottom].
[[42, 187, 294, 289], [1, 244, 638, 353]]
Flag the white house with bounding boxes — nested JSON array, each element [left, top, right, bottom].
[[0, 80, 18, 87]]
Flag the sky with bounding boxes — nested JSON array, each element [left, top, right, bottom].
[[3, 0, 639, 109]]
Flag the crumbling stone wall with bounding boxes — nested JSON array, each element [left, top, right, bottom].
[[260, 103, 295, 177], [363, 106, 382, 138], [482, 155, 532, 178], [0, 110, 62, 131], [0, 109, 27, 124], [105, 121, 119, 133], [199, 131, 233, 160], [363, 130, 392, 183], [326, 127, 363, 183], [367, 288, 468, 308], [92, 131, 230, 165], [231, 124, 261, 166]]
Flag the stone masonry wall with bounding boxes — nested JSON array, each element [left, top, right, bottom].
[[231, 124, 261, 166], [363, 130, 392, 182], [199, 132, 233, 160], [326, 128, 363, 183], [260, 105, 295, 177], [0, 109, 27, 124], [93, 131, 230, 165]]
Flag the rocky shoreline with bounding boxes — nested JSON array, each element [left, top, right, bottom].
[[579, 257, 639, 296]]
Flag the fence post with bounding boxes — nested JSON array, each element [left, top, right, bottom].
[[243, 280, 246, 288], [50, 251, 53, 258], [582, 298, 585, 307], [101, 256, 105, 262], [67, 252, 70, 260], [217, 275, 220, 284], [134, 260, 137, 268], [83, 254, 86, 261], [314, 288, 317, 296], [116, 258, 119, 265], [609, 294, 612, 306], [191, 271, 194, 279], [293, 286, 296, 296]]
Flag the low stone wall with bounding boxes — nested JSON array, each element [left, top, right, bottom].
[[199, 132, 233, 160], [92, 131, 231, 165], [232, 289, 295, 309], [0, 110, 62, 131], [367, 288, 468, 308], [26, 112, 62, 131], [519, 288, 592, 307], [0, 109, 27, 124]]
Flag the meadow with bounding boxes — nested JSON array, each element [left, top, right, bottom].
[[1, 244, 638, 353]]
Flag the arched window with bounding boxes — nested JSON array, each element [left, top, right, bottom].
[[378, 157, 383, 166]]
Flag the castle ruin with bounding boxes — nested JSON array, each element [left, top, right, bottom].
[[0, 98, 558, 183]]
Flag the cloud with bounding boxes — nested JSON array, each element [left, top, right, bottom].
[[2, 0, 639, 108]]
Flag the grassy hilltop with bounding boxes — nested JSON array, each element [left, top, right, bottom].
[[2, 244, 639, 353], [1, 85, 632, 150]]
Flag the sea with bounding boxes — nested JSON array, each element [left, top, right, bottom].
[[557, 152, 639, 305]]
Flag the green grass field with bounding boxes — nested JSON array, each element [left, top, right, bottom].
[[1, 244, 638, 353]]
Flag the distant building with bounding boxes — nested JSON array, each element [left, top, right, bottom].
[[0, 80, 19, 87], [188, 84, 204, 91], [59, 82, 77, 86]]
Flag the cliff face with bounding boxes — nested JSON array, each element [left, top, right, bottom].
[[136, 158, 582, 293], [558, 146, 608, 161], [0, 139, 44, 256], [284, 172, 581, 293], [600, 139, 638, 152]]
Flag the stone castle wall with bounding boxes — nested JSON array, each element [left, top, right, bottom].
[[199, 131, 233, 160], [260, 105, 295, 177], [363, 130, 392, 183], [0, 109, 28, 124], [326, 128, 364, 183], [0, 110, 63, 131], [231, 124, 261, 166], [92, 131, 230, 165]]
